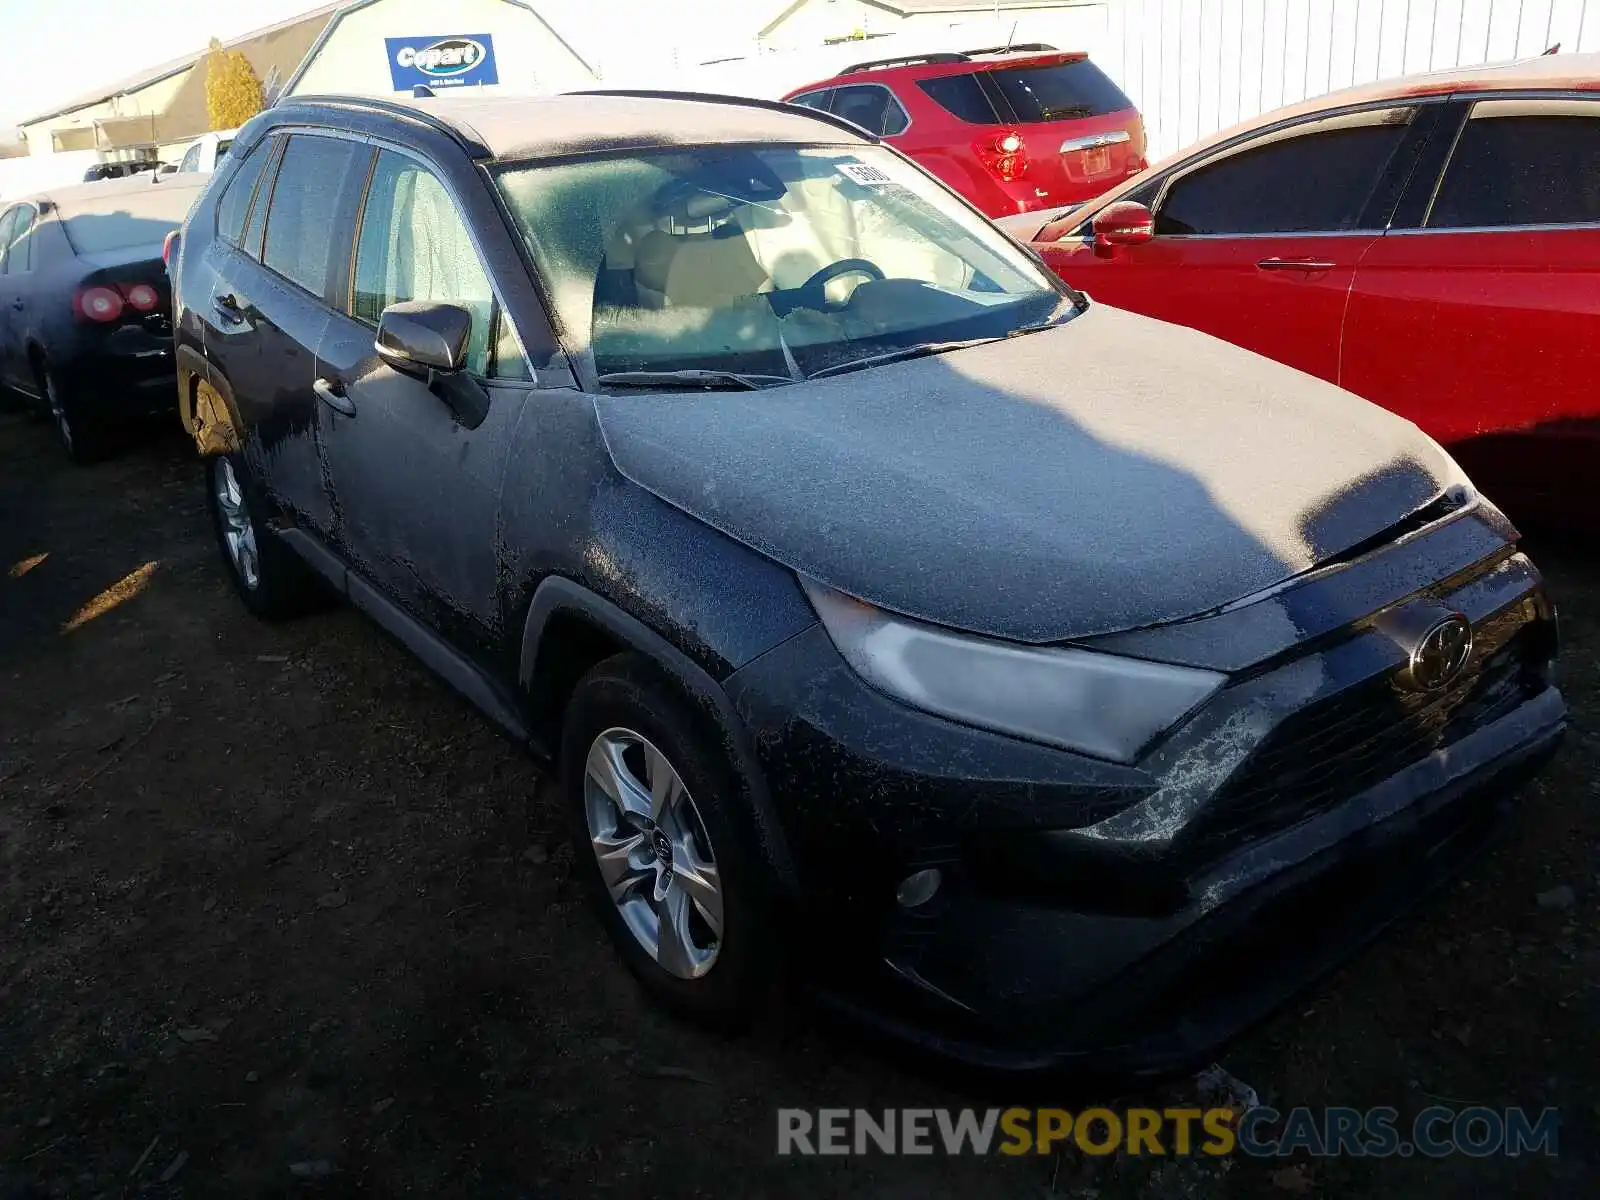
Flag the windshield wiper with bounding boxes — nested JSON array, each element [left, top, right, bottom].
[[805, 338, 1000, 381], [597, 369, 794, 391], [805, 311, 1077, 382]]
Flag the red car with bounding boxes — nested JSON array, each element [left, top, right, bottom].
[[1005, 53, 1600, 523], [783, 44, 1146, 219]]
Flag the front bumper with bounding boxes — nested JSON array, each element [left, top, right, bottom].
[[724, 527, 1564, 1077]]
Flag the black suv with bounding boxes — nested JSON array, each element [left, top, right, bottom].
[[171, 91, 1565, 1076]]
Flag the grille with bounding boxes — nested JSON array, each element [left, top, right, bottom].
[[1186, 601, 1552, 856]]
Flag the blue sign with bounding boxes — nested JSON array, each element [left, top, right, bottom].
[[386, 33, 499, 91]]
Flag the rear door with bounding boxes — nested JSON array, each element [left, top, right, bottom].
[[1040, 103, 1436, 383], [315, 146, 533, 658], [1342, 96, 1600, 505], [210, 132, 367, 537]]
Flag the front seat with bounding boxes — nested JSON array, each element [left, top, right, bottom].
[[634, 220, 772, 309]]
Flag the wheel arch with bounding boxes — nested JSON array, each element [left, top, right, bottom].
[[180, 350, 241, 456], [519, 576, 797, 892]]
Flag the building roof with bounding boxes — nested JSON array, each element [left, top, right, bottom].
[[280, 91, 868, 160], [17, 2, 346, 128]]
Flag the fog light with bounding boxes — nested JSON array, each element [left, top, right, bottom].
[[896, 868, 942, 909]]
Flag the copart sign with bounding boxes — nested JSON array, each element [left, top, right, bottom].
[[386, 34, 500, 91]]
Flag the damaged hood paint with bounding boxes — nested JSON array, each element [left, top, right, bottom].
[[593, 304, 1457, 643]]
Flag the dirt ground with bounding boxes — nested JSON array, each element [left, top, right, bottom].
[[0, 408, 1594, 1199]]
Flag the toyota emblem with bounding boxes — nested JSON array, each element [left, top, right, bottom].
[[1406, 613, 1473, 691]]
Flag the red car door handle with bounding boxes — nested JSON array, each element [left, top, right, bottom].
[[1257, 257, 1336, 271]]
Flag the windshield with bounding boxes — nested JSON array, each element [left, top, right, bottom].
[[494, 143, 1065, 382]]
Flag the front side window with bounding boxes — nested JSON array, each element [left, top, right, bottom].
[[262, 134, 360, 297], [1157, 106, 1416, 235], [494, 142, 1063, 381], [830, 85, 910, 137], [352, 150, 495, 376], [217, 137, 273, 248], [1429, 98, 1600, 229]]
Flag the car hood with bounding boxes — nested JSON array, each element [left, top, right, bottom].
[[592, 303, 1458, 643]]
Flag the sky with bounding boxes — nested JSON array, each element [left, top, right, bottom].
[[0, 0, 793, 134]]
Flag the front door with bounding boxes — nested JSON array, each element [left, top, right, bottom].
[[1043, 102, 1436, 384], [315, 148, 532, 662]]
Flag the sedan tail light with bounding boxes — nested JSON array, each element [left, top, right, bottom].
[[975, 130, 1029, 183], [75, 286, 126, 323], [125, 283, 161, 312]]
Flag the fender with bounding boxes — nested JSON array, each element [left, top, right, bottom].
[[519, 576, 798, 892], [183, 358, 242, 456]]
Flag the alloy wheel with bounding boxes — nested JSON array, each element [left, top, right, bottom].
[[583, 727, 724, 979], [213, 458, 261, 590], [44, 372, 73, 455]]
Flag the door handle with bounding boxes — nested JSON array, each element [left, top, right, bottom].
[[9, 299, 22, 311], [314, 377, 356, 417], [213, 293, 244, 322], [1257, 257, 1336, 272]]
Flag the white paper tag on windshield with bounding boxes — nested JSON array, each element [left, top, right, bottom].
[[838, 162, 892, 187]]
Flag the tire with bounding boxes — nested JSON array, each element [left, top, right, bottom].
[[206, 452, 325, 620], [40, 362, 105, 464], [560, 653, 774, 1027]]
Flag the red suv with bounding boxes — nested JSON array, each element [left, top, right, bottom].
[[1008, 53, 1600, 525], [783, 45, 1146, 219]]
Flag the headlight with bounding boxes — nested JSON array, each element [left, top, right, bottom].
[[802, 579, 1225, 764]]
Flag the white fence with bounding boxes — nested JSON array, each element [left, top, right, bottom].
[[1107, 0, 1600, 159]]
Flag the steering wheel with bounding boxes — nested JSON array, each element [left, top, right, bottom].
[[796, 258, 886, 312]]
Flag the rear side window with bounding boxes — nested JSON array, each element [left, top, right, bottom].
[[0, 208, 20, 274], [918, 73, 1001, 124], [262, 134, 361, 296], [217, 138, 272, 246], [988, 58, 1132, 122], [1158, 107, 1415, 235], [828, 85, 910, 136], [5, 207, 35, 273], [1429, 99, 1600, 229]]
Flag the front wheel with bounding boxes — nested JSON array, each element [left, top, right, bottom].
[[560, 654, 774, 1027], [207, 454, 325, 619]]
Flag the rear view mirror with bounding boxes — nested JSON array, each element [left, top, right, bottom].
[[376, 301, 473, 376], [1091, 201, 1155, 256]]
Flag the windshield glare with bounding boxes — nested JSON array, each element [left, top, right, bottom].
[[494, 144, 1064, 382]]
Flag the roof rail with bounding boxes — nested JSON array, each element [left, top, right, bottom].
[[275, 93, 493, 158], [568, 88, 879, 142], [840, 43, 1061, 74], [840, 52, 969, 74]]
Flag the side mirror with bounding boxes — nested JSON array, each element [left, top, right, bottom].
[[1091, 201, 1155, 256], [375, 301, 473, 377]]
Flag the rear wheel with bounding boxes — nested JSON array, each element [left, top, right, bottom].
[[40, 362, 104, 464], [207, 453, 325, 619]]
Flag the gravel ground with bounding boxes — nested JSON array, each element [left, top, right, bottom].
[[0, 410, 1594, 1198]]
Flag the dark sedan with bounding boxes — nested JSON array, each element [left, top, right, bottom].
[[173, 90, 1564, 1078], [0, 173, 205, 461]]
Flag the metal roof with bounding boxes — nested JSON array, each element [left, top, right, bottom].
[[16, 2, 347, 128], [278, 90, 869, 160]]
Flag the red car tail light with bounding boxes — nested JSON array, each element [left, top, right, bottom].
[[125, 283, 161, 312], [162, 230, 180, 271], [975, 130, 1029, 183], [76, 286, 125, 323]]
